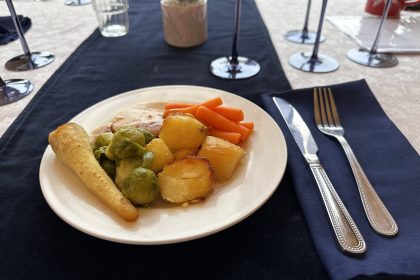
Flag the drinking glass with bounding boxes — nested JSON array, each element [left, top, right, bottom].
[[210, 0, 260, 80], [0, 75, 34, 106], [5, 0, 55, 71], [92, 0, 129, 37], [347, 0, 398, 67], [288, 0, 338, 73], [284, 0, 325, 45], [65, 0, 91, 6]]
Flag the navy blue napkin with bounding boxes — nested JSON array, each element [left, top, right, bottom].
[[0, 15, 31, 45], [261, 79, 420, 280]]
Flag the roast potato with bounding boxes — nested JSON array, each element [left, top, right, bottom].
[[145, 138, 174, 172], [198, 136, 244, 182], [158, 113, 207, 152], [158, 156, 213, 204]]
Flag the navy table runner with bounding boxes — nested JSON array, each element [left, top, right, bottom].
[[0, 0, 328, 279], [0, 15, 31, 45], [262, 80, 420, 280]]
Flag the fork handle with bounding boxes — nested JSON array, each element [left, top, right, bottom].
[[336, 135, 398, 236], [309, 163, 366, 254]]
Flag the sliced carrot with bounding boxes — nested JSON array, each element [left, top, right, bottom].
[[209, 129, 241, 144], [164, 103, 195, 110], [212, 106, 244, 122], [196, 106, 249, 141], [239, 122, 254, 132], [164, 97, 223, 118]]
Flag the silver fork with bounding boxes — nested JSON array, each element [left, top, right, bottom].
[[314, 88, 398, 236]]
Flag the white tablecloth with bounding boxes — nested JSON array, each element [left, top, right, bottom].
[[1, 0, 419, 153]]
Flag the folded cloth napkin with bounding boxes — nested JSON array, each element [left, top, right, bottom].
[[261, 79, 420, 280], [0, 15, 31, 45]]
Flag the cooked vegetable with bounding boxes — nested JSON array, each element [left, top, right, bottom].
[[105, 127, 147, 160], [139, 128, 155, 144], [173, 148, 197, 160], [141, 151, 154, 169], [239, 122, 254, 132], [115, 157, 143, 190], [163, 97, 223, 117], [122, 167, 159, 205], [145, 138, 174, 172], [93, 132, 113, 149], [208, 129, 241, 145], [158, 113, 207, 152], [196, 106, 249, 141], [198, 136, 244, 182], [164, 103, 195, 110], [212, 106, 244, 122], [94, 146, 116, 179], [158, 157, 213, 204], [48, 123, 138, 222]]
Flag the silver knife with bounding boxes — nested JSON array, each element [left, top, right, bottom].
[[273, 97, 366, 254]]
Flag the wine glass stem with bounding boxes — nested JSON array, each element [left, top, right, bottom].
[[310, 0, 327, 61], [370, 0, 392, 54], [5, 0, 32, 57], [230, 0, 242, 65], [0, 76, 6, 88], [302, 0, 312, 36]]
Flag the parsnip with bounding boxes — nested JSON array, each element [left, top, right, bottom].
[[48, 122, 139, 222]]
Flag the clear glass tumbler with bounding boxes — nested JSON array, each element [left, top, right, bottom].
[[92, 0, 129, 37]]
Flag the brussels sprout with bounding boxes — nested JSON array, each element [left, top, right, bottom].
[[115, 157, 143, 190], [122, 167, 159, 205], [138, 128, 155, 144], [141, 151, 154, 170], [105, 137, 145, 160], [94, 132, 113, 149], [94, 146, 116, 179], [116, 127, 146, 146]]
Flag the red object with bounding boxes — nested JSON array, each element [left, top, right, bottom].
[[365, 0, 420, 17]]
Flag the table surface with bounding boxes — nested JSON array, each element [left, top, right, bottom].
[[0, 0, 419, 154]]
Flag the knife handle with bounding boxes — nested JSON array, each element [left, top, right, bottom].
[[309, 163, 366, 254]]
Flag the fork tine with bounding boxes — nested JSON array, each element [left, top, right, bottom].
[[318, 88, 328, 127], [314, 88, 322, 126], [323, 88, 334, 126], [327, 88, 341, 126]]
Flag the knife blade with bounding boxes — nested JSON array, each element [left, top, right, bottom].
[[273, 97, 366, 254]]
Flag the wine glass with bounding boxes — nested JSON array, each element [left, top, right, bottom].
[[0, 75, 34, 106], [347, 0, 398, 67], [284, 0, 325, 45], [65, 0, 91, 6], [210, 0, 260, 80], [288, 0, 339, 73], [5, 0, 55, 71]]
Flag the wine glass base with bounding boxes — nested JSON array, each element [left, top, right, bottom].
[[210, 56, 260, 80], [347, 48, 398, 68], [284, 30, 326, 45], [5, 51, 55, 72], [289, 52, 339, 73], [65, 0, 91, 6], [0, 79, 34, 106]]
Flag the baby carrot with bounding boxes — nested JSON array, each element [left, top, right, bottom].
[[164, 97, 223, 118], [239, 122, 254, 132], [212, 106, 244, 122], [209, 129, 241, 144], [164, 103, 195, 110], [196, 106, 249, 140]]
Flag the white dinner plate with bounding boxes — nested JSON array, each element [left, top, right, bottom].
[[39, 85, 287, 245]]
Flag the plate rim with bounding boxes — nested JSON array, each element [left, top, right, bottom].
[[39, 85, 287, 245]]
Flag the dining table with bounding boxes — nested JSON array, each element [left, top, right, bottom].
[[0, 0, 419, 279]]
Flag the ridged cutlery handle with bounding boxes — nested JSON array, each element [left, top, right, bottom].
[[337, 136, 398, 236], [310, 163, 366, 254]]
